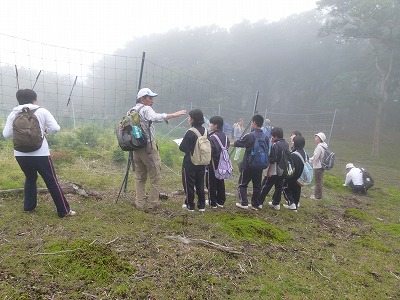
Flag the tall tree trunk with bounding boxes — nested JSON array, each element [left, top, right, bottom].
[[372, 100, 383, 156], [371, 42, 393, 157]]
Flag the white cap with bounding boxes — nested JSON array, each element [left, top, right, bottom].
[[346, 163, 354, 169], [315, 132, 326, 142], [137, 88, 158, 99]]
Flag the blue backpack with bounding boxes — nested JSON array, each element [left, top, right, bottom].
[[292, 151, 313, 186], [247, 131, 269, 171]]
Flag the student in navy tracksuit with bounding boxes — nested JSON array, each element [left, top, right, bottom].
[[258, 127, 289, 210], [283, 135, 306, 211], [234, 114, 269, 210], [179, 109, 207, 212], [206, 116, 230, 208], [2, 89, 75, 218]]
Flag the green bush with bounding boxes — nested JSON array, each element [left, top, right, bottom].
[[112, 148, 127, 163], [158, 139, 181, 168]]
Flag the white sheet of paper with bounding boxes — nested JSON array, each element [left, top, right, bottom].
[[173, 138, 183, 146]]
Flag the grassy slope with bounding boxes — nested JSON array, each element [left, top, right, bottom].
[[0, 133, 399, 299]]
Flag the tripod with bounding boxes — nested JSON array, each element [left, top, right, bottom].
[[116, 151, 134, 203]]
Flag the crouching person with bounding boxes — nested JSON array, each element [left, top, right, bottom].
[[343, 163, 367, 194]]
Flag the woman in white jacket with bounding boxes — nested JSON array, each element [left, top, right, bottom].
[[2, 89, 75, 217], [309, 132, 328, 200]]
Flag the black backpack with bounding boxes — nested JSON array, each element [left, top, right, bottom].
[[247, 131, 269, 171], [277, 148, 295, 179], [12, 107, 43, 152], [116, 106, 148, 151], [361, 168, 374, 190]]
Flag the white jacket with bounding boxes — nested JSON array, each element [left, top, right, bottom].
[[310, 142, 328, 169], [344, 167, 364, 186], [2, 104, 60, 156]]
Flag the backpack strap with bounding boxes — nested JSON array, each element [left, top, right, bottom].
[[211, 133, 227, 149], [250, 131, 268, 146], [128, 104, 153, 154], [21, 106, 40, 113], [189, 127, 206, 138], [292, 151, 305, 164]]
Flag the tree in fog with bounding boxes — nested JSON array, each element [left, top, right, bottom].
[[317, 0, 400, 156]]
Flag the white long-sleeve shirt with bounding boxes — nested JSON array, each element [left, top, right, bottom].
[[344, 167, 364, 186], [2, 104, 60, 156], [129, 103, 167, 143]]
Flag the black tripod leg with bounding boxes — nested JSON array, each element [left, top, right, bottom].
[[123, 151, 133, 192], [116, 153, 132, 203]]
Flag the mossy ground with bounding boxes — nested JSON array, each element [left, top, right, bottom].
[[0, 127, 399, 299]]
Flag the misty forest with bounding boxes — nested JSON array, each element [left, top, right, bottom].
[[1, 1, 400, 299], [0, 1, 399, 157]]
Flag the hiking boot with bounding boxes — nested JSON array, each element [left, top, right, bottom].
[[283, 203, 297, 210], [268, 201, 280, 210], [235, 203, 249, 209]]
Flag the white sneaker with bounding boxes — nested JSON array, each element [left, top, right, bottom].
[[217, 204, 224, 208], [258, 205, 263, 209], [283, 203, 297, 210], [205, 200, 210, 206], [199, 208, 205, 212], [268, 201, 280, 210], [297, 203, 300, 208], [66, 210, 76, 216], [182, 204, 194, 212], [235, 203, 249, 209], [249, 205, 259, 211]]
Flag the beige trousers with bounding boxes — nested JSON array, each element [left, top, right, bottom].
[[314, 168, 324, 199], [133, 141, 162, 210]]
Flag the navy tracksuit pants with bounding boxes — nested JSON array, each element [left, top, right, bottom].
[[16, 156, 71, 217]]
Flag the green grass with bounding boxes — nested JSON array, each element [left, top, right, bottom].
[[0, 127, 399, 299]]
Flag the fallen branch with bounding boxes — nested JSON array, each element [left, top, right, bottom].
[[310, 260, 330, 280], [32, 248, 82, 256], [389, 271, 400, 281], [0, 182, 102, 199], [82, 292, 99, 299], [165, 235, 243, 255], [106, 237, 119, 245]]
